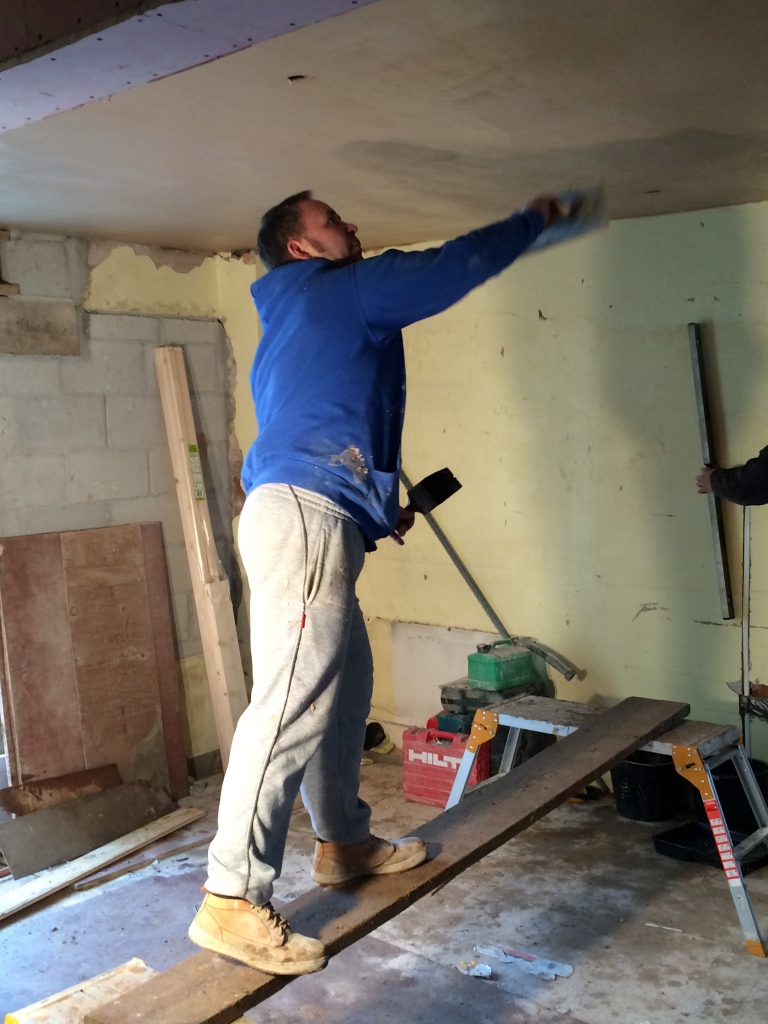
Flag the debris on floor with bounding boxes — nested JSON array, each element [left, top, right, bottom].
[[475, 944, 574, 981], [455, 959, 493, 978]]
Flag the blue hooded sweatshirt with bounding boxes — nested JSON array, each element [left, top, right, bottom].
[[241, 208, 545, 546]]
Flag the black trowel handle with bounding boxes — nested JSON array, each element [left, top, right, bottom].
[[405, 467, 462, 515]]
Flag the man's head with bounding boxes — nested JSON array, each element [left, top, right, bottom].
[[257, 191, 362, 271]]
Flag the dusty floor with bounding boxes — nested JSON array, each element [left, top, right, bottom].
[[2, 756, 767, 1023]]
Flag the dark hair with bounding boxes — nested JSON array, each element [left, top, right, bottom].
[[256, 190, 312, 270]]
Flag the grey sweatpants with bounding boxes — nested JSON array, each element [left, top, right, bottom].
[[206, 484, 374, 905]]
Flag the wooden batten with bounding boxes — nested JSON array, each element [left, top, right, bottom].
[[153, 346, 248, 767]]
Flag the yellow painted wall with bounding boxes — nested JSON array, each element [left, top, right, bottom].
[[86, 246, 220, 318], [357, 202, 768, 757]]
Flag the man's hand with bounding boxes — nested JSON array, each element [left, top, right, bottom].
[[696, 466, 717, 493], [390, 507, 416, 546], [525, 194, 562, 230]]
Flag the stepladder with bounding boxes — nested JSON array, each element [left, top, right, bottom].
[[446, 694, 768, 957]]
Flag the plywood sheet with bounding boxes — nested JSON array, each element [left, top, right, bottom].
[[0, 524, 188, 798], [7, 957, 157, 1024], [0, 532, 85, 782]]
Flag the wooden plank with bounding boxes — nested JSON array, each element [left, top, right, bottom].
[[0, 751, 10, 824], [74, 829, 215, 891], [7, 957, 248, 1024], [0, 626, 17, 792], [86, 696, 688, 1024], [0, 807, 205, 922], [6, 958, 157, 1024], [0, 532, 85, 783], [0, 764, 121, 816], [0, 781, 174, 878], [154, 346, 247, 768], [154, 347, 220, 587], [141, 522, 189, 800], [200, 578, 250, 753]]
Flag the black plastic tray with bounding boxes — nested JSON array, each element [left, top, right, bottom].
[[653, 820, 768, 876]]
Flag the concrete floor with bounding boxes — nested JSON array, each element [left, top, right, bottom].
[[2, 756, 768, 1023]]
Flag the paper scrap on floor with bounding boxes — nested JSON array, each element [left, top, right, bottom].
[[475, 944, 574, 981]]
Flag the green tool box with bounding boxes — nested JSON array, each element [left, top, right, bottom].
[[467, 639, 538, 691]]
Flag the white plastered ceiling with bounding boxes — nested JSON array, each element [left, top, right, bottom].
[[1, 0, 768, 252]]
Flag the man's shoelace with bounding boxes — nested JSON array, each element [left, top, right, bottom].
[[258, 901, 290, 938]]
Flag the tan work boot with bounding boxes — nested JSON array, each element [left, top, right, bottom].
[[311, 834, 427, 884], [188, 893, 326, 975]]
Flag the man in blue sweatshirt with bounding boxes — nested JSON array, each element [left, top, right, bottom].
[[189, 190, 559, 975]]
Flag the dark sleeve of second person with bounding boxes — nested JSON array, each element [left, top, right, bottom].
[[711, 445, 768, 505]]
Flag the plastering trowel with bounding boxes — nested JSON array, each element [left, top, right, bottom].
[[404, 467, 462, 515], [526, 184, 608, 254]]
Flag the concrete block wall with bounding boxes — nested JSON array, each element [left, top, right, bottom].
[[0, 232, 88, 300], [0, 231, 87, 355], [0, 232, 236, 667]]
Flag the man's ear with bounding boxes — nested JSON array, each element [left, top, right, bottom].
[[286, 237, 314, 261]]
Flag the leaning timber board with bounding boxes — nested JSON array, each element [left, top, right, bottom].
[[0, 781, 174, 878], [74, 829, 215, 891], [0, 523, 188, 798], [0, 763, 122, 817], [87, 695, 688, 1024], [0, 807, 205, 921]]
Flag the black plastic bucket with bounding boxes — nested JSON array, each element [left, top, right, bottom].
[[611, 750, 691, 822], [694, 757, 768, 834]]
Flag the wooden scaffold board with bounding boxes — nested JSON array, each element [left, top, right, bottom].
[[87, 695, 688, 1024]]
